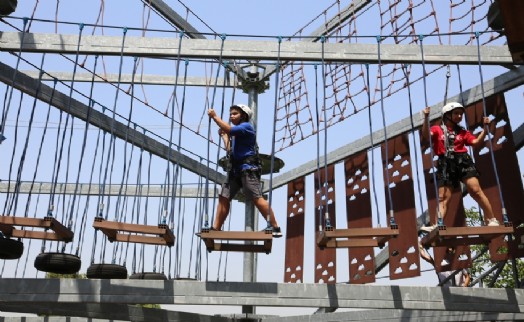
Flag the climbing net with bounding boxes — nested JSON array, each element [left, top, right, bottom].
[[274, 0, 504, 152]]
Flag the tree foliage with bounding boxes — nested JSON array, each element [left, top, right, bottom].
[[466, 207, 524, 288]]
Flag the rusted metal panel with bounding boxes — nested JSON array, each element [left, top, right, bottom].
[[344, 151, 376, 284], [314, 164, 337, 284], [496, 0, 524, 63], [466, 94, 524, 260], [284, 177, 306, 283], [420, 119, 472, 273], [382, 134, 421, 279]]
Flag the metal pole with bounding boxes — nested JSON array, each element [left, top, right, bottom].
[[242, 63, 259, 315]]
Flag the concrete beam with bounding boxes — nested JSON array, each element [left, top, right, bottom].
[[0, 32, 513, 65], [1, 279, 524, 313], [268, 65, 524, 191], [0, 181, 219, 198], [0, 302, 230, 322], [19, 70, 234, 87], [146, 0, 207, 40], [0, 61, 226, 184], [266, 309, 524, 322]]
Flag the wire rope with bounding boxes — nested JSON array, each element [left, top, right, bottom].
[[203, 34, 226, 229], [265, 36, 283, 227], [474, 32, 508, 224], [364, 64, 382, 226], [419, 34, 443, 225], [400, 64, 427, 220], [376, 35, 396, 227]]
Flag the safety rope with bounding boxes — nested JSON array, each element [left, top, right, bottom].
[[317, 35, 332, 230], [364, 64, 382, 226], [0, 17, 28, 145], [377, 35, 396, 227], [266, 36, 283, 227], [474, 32, 508, 224], [8, 55, 46, 219], [203, 33, 226, 229], [400, 64, 427, 220], [74, 56, 100, 258], [419, 34, 443, 226]]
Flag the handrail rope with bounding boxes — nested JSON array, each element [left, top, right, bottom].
[[215, 66, 238, 282], [0, 17, 28, 145], [192, 168, 205, 279], [120, 121, 140, 266], [22, 78, 57, 222], [100, 26, 127, 223], [94, 115, 108, 263], [3, 92, 25, 216], [377, 35, 396, 226], [455, 64, 485, 222], [48, 23, 85, 225], [163, 32, 184, 231], [129, 136, 145, 274], [75, 55, 100, 257], [212, 66, 229, 281], [364, 64, 381, 226], [266, 36, 283, 226], [103, 26, 128, 265], [174, 59, 190, 279], [115, 57, 139, 225], [203, 34, 226, 228], [320, 35, 332, 229], [313, 63, 324, 232], [443, 65, 451, 105], [9, 54, 46, 220], [400, 64, 427, 219], [419, 34, 443, 225], [474, 32, 508, 223], [67, 52, 100, 255], [20, 186, 43, 278], [164, 33, 186, 278]]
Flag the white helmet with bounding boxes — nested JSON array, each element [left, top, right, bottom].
[[232, 104, 253, 121], [441, 102, 464, 115]]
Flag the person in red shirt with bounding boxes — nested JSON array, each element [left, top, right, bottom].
[[420, 102, 499, 232]]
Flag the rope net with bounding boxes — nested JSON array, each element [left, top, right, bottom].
[[275, 0, 503, 152]]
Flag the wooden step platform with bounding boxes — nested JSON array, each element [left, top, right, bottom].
[[420, 224, 514, 248], [93, 217, 175, 246], [316, 226, 399, 249], [198, 229, 273, 253], [0, 215, 74, 242]]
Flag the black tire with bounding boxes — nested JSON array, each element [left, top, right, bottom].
[[129, 272, 167, 280], [0, 237, 23, 260], [87, 263, 127, 279], [34, 252, 81, 274]]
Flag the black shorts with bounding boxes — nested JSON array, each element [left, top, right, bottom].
[[220, 169, 262, 201], [436, 153, 479, 188]]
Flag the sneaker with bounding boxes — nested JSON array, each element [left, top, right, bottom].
[[419, 224, 437, 233], [487, 218, 500, 226], [271, 226, 283, 238]]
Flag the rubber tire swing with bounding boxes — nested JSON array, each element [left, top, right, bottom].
[[87, 263, 128, 279], [34, 252, 81, 274], [0, 237, 23, 260]]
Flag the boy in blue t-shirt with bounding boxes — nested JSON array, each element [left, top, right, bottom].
[[207, 104, 282, 238]]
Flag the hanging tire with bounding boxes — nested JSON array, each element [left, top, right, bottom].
[[87, 263, 127, 279], [129, 272, 167, 280], [34, 252, 81, 274], [0, 237, 23, 260]]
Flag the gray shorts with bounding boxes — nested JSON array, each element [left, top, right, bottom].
[[220, 170, 262, 201]]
